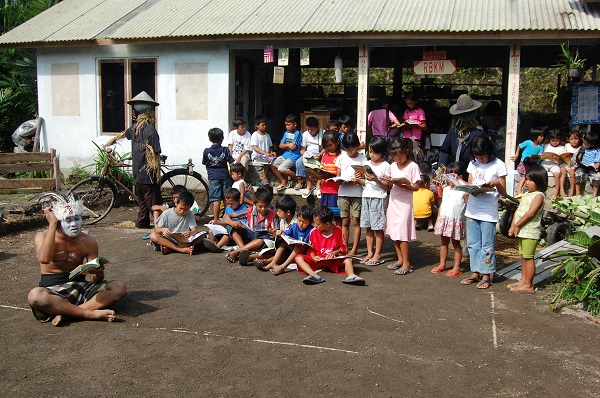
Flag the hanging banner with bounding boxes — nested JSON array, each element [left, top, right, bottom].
[[263, 46, 274, 63], [571, 83, 600, 124], [504, 42, 521, 174], [273, 66, 285, 84], [278, 48, 289, 66], [300, 48, 310, 66]]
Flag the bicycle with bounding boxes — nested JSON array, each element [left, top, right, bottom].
[[68, 145, 209, 224]]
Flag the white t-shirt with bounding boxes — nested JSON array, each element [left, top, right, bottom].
[[439, 186, 466, 220], [336, 152, 366, 197], [227, 130, 252, 158], [542, 143, 565, 168], [362, 160, 391, 199], [301, 129, 323, 156], [464, 158, 508, 222], [250, 131, 272, 159]]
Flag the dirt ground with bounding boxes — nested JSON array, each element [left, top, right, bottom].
[[1, 204, 599, 398]]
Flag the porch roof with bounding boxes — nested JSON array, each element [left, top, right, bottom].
[[1, 0, 600, 48]]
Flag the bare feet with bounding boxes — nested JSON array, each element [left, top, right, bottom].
[[270, 265, 286, 275], [51, 309, 116, 326], [51, 315, 63, 326]]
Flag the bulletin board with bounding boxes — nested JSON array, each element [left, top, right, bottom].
[[571, 83, 600, 124]]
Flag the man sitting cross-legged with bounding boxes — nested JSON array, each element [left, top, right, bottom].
[[27, 197, 127, 326]]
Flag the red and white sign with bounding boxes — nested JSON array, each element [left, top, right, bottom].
[[413, 60, 456, 75], [423, 51, 446, 60]]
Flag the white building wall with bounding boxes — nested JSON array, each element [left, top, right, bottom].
[[36, 43, 231, 178]]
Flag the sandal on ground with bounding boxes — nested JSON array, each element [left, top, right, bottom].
[[476, 279, 492, 289], [365, 258, 384, 266], [302, 189, 314, 199], [276, 184, 289, 191], [342, 275, 365, 285], [394, 268, 414, 275], [445, 270, 463, 277], [461, 276, 480, 285], [430, 266, 446, 274], [303, 274, 325, 285], [253, 259, 267, 271], [294, 180, 304, 190], [225, 253, 238, 263], [203, 238, 222, 253], [387, 263, 402, 270], [239, 250, 252, 266]]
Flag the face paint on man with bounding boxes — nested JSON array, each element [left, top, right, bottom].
[[60, 215, 83, 237]]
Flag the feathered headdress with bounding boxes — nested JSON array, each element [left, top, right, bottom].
[[52, 195, 84, 221]]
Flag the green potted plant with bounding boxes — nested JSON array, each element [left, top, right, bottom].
[[556, 42, 586, 78]]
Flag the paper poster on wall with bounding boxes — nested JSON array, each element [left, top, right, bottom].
[[273, 66, 285, 84], [278, 48, 289, 66], [264, 46, 274, 63], [300, 48, 310, 66], [571, 83, 600, 124]]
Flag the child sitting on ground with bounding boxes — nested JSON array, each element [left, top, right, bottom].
[[507, 165, 547, 293], [227, 117, 252, 177], [230, 162, 253, 207], [250, 114, 276, 185], [152, 184, 204, 224], [202, 127, 234, 222], [150, 190, 205, 255], [413, 175, 435, 231], [270, 114, 302, 191], [294, 205, 365, 285], [223, 187, 279, 265], [202, 188, 247, 253]]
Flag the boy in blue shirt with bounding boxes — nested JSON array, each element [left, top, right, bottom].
[[257, 205, 315, 275], [269, 114, 303, 191], [574, 130, 600, 197], [202, 128, 234, 222], [203, 188, 247, 252]]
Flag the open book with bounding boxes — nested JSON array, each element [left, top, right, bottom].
[[541, 152, 573, 165], [259, 239, 276, 256], [69, 256, 109, 280], [166, 231, 206, 244], [251, 155, 275, 165], [204, 223, 228, 236], [351, 164, 373, 178], [317, 254, 363, 261], [445, 175, 494, 195], [277, 234, 313, 248], [305, 167, 337, 181], [327, 176, 353, 183], [303, 157, 322, 169]]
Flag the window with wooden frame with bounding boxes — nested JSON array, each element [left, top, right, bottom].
[[98, 58, 157, 134]]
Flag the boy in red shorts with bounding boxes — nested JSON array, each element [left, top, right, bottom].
[[295, 205, 365, 285]]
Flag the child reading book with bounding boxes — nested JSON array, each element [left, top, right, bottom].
[[203, 188, 246, 253], [150, 190, 204, 255], [294, 205, 365, 285], [250, 114, 276, 185]]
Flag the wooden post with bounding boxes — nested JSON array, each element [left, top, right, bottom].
[[505, 43, 521, 195], [356, 44, 369, 147], [33, 117, 43, 152]]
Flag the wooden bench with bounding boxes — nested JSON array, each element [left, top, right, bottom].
[[0, 149, 61, 191]]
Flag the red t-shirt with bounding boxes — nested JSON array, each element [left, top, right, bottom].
[[320, 152, 340, 194], [307, 226, 347, 258]]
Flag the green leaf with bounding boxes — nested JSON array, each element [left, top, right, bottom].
[[567, 231, 598, 247], [543, 250, 581, 261]]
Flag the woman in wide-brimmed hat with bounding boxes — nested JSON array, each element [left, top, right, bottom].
[[438, 94, 486, 179]]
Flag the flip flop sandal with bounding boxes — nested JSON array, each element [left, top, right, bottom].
[[461, 276, 481, 285], [394, 268, 414, 275], [445, 270, 463, 277], [365, 259, 384, 266], [141, 233, 151, 240], [387, 263, 402, 270], [276, 184, 289, 191], [239, 250, 252, 266], [302, 189, 314, 199], [303, 275, 325, 285], [225, 253, 238, 263], [253, 259, 267, 271], [431, 267, 446, 274], [294, 181, 304, 190], [476, 280, 492, 289], [203, 238, 222, 253], [342, 276, 366, 285]]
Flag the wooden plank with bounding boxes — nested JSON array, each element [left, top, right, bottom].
[[33, 117, 42, 152], [53, 152, 61, 190], [0, 163, 52, 173], [0, 178, 56, 190], [0, 152, 52, 164]]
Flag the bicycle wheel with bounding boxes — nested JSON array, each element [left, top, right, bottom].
[[68, 177, 117, 224], [160, 170, 209, 217]]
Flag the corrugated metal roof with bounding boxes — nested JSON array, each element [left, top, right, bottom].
[[1, 0, 600, 47]]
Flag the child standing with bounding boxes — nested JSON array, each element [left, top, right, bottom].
[[431, 162, 468, 277], [227, 117, 252, 175], [150, 191, 204, 255], [270, 114, 303, 191], [507, 165, 547, 293], [461, 137, 508, 289], [358, 136, 391, 266], [541, 129, 565, 200], [562, 130, 582, 197], [384, 139, 421, 275], [319, 130, 342, 218], [336, 132, 366, 255], [510, 128, 544, 195], [413, 175, 435, 231], [250, 114, 276, 185], [230, 163, 253, 207], [573, 130, 600, 197], [294, 206, 365, 285], [296, 116, 324, 197], [202, 128, 234, 222]]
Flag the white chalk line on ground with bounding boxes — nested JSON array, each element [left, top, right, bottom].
[[367, 308, 406, 323], [160, 328, 360, 354], [490, 292, 498, 349]]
